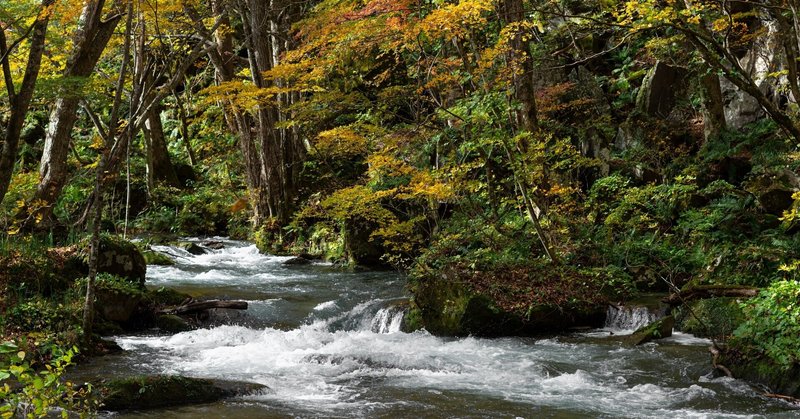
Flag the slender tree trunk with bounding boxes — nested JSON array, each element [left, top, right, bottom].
[[29, 0, 122, 227], [0, 0, 55, 205], [497, 0, 556, 263], [173, 90, 197, 166]]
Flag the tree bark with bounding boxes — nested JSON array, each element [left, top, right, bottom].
[[499, 0, 539, 134], [663, 286, 759, 306], [30, 0, 122, 227], [699, 67, 727, 141], [0, 0, 55, 205], [142, 104, 180, 191]]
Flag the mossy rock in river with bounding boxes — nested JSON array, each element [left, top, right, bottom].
[[625, 316, 674, 346], [100, 375, 266, 411], [142, 250, 175, 266], [156, 314, 193, 333], [719, 351, 800, 398], [410, 275, 606, 337]]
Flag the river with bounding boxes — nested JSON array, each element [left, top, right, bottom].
[[77, 239, 800, 418]]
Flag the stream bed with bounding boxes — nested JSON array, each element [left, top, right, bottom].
[[75, 239, 800, 418]]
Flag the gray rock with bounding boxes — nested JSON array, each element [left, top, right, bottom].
[[627, 316, 674, 346]]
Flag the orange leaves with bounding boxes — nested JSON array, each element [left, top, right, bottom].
[[340, 0, 413, 22]]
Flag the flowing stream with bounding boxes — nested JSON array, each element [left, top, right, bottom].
[[77, 239, 800, 418]]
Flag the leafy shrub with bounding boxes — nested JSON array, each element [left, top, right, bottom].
[[732, 280, 800, 371], [0, 340, 95, 418]]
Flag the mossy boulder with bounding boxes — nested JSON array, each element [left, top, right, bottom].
[[147, 287, 191, 307], [96, 289, 143, 324], [100, 375, 266, 411], [142, 250, 175, 266], [156, 314, 193, 333], [410, 275, 606, 337], [81, 235, 147, 285], [720, 351, 800, 398], [626, 316, 674, 345]]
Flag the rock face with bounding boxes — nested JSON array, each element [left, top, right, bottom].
[[721, 18, 784, 129], [636, 62, 688, 118], [411, 276, 605, 337], [100, 375, 266, 411]]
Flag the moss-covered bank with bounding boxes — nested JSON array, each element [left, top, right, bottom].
[[408, 264, 617, 336]]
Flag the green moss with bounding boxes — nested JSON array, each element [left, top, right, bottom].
[[626, 316, 674, 345], [142, 250, 175, 266], [146, 287, 191, 307]]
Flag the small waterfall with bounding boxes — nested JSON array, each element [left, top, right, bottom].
[[370, 306, 406, 334], [604, 305, 665, 331]]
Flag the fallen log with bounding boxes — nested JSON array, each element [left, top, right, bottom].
[[664, 286, 759, 306], [159, 300, 248, 316]]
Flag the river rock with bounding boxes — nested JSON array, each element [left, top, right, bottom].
[[142, 250, 175, 266], [410, 276, 606, 337], [156, 314, 193, 333], [100, 375, 266, 411], [283, 256, 311, 266], [96, 289, 143, 324], [179, 242, 207, 255], [719, 351, 800, 399], [626, 316, 674, 346], [203, 241, 225, 250]]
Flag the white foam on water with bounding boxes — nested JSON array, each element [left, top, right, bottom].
[[314, 301, 338, 311], [129, 239, 797, 418]]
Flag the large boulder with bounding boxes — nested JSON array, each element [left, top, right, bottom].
[[96, 289, 143, 324], [745, 169, 800, 216], [83, 236, 147, 286], [410, 275, 606, 337], [100, 375, 266, 411]]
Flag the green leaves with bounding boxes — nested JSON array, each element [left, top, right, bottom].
[[733, 280, 800, 371]]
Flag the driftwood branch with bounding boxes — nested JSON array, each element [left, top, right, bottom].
[[160, 300, 248, 316], [664, 286, 759, 306], [709, 346, 733, 378]]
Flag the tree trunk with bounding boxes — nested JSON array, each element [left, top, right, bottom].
[[699, 67, 726, 141], [0, 0, 55, 205], [143, 105, 180, 191], [29, 1, 122, 227], [499, 0, 538, 134]]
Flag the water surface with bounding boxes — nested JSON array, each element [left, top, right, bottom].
[[78, 239, 800, 418]]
